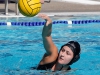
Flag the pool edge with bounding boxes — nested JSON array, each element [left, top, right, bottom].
[[0, 12, 100, 17]]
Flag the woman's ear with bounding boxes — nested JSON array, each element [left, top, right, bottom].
[[67, 54, 80, 65], [73, 55, 80, 63], [71, 54, 80, 65]]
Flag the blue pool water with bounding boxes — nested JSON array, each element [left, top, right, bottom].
[[0, 15, 100, 75]]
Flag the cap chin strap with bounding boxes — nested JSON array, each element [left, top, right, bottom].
[[59, 65, 63, 71]]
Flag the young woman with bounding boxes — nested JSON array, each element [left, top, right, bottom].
[[35, 14, 81, 71]]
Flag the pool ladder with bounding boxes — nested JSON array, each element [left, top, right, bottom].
[[5, 0, 19, 15]]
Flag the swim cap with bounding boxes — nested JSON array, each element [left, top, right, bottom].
[[60, 41, 81, 65]]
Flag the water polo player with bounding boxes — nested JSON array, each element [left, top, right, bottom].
[[36, 14, 81, 71]]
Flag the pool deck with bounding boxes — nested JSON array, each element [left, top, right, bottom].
[[0, 1, 100, 17]]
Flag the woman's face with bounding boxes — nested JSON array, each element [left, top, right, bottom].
[[58, 46, 74, 65]]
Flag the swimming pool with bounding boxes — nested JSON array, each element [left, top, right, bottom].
[[0, 15, 100, 75]]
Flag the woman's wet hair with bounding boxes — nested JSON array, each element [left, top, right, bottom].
[[60, 41, 81, 65]]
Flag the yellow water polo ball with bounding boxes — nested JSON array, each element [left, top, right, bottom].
[[18, 0, 41, 17]]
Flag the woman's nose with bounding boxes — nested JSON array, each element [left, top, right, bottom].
[[61, 52, 66, 56]]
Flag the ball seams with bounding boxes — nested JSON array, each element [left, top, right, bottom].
[[27, 0, 31, 3], [26, 0, 41, 14], [19, 0, 41, 17], [27, 1, 41, 10], [22, 0, 31, 15], [31, 7, 41, 15]]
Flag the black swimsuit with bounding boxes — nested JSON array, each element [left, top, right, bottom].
[[37, 61, 71, 71], [37, 60, 56, 70]]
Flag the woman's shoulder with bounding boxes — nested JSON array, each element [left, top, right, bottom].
[[39, 52, 58, 65], [37, 60, 56, 70]]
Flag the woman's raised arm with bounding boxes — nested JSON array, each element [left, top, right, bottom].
[[38, 14, 58, 64]]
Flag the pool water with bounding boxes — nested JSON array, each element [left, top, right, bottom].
[[0, 16, 100, 75]]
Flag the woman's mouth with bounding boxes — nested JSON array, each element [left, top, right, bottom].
[[59, 56, 64, 60]]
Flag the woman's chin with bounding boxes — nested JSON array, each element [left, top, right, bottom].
[[58, 60, 64, 64], [58, 60, 69, 65]]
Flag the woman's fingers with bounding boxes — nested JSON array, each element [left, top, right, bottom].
[[38, 14, 48, 19], [38, 14, 52, 26], [38, 14, 52, 24]]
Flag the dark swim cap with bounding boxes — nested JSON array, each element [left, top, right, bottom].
[[60, 41, 81, 65]]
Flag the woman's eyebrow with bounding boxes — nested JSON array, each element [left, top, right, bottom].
[[62, 47, 67, 51], [62, 47, 65, 50], [63, 47, 70, 52]]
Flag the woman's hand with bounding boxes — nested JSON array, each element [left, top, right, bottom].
[[38, 14, 52, 26]]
